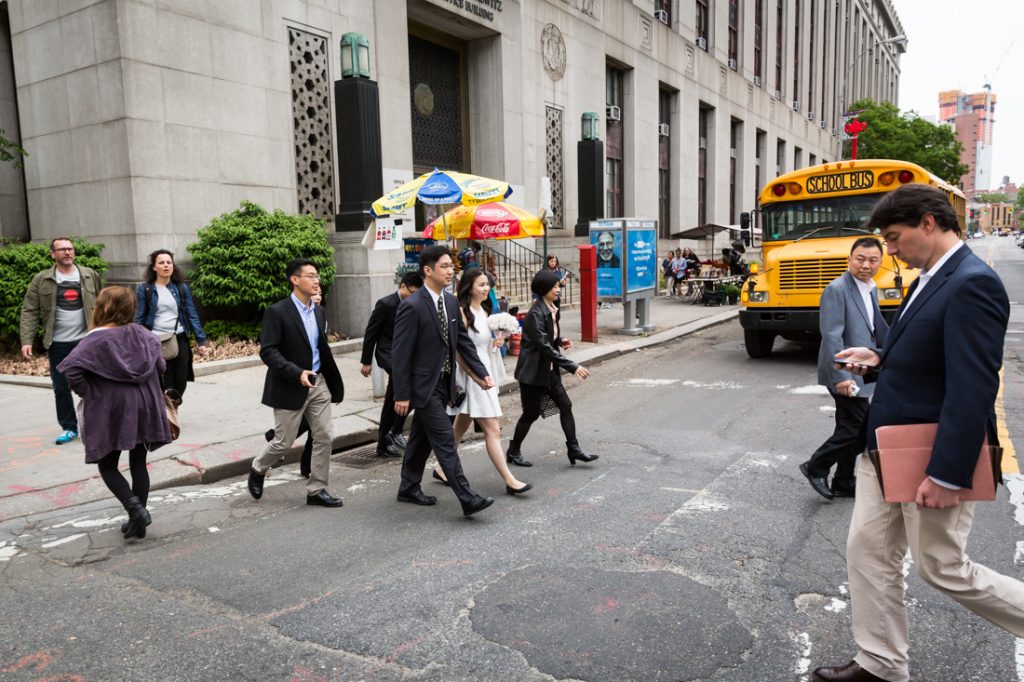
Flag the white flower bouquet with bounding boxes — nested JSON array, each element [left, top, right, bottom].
[[487, 312, 520, 350]]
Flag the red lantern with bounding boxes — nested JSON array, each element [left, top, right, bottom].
[[843, 118, 869, 159]]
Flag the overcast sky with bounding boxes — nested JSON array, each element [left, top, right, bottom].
[[894, 0, 1021, 190]]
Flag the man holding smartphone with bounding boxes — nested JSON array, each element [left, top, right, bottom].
[[248, 258, 345, 507], [799, 238, 888, 501]]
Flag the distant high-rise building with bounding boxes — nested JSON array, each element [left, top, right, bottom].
[[939, 89, 996, 198]]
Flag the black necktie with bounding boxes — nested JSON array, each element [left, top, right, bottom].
[[437, 295, 451, 374]]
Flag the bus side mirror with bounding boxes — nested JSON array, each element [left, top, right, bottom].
[[740, 212, 750, 230]]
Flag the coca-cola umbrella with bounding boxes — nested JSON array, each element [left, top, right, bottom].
[[422, 202, 545, 241]]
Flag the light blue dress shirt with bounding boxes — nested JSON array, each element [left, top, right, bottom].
[[290, 293, 320, 373]]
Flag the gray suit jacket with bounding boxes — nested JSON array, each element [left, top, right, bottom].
[[817, 271, 889, 397]]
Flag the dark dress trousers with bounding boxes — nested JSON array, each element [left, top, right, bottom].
[[360, 291, 406, 448], [867, 246, 1008, 486], [391, 287, 489, 504], [260, 297, 344, 410]]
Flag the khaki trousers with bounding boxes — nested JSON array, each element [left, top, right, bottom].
[[252, 380, 333, 496], [848, 455, 1024, 681]]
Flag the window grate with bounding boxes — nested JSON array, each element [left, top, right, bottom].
[[545, 106, 564, 229], [288, 28, 335, 219]]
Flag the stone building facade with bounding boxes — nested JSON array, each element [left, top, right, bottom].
[[0, 0, 904, 335]]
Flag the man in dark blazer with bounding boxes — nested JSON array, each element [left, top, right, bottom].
[[391, 245, 496, 517], [248, 258, 345, 508], [814, 184, 1024, 682], [799, 237, 889, 500], [360, 271, 423, 457]]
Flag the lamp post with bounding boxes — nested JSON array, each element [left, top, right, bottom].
[[334, 32, 382, 232], [574, 112, 604, 236], [839, 34, 906, 159]]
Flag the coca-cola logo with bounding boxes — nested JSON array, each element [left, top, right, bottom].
[[477, 221, 517, 236]]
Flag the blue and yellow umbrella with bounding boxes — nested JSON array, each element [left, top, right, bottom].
[[371, 169, 512, 240]]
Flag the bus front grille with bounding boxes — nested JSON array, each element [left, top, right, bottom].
[[778, 258, 848, 290]]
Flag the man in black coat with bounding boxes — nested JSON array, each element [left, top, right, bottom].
[[248, 258, 345, 508], [391, 245, 496, 517], [360, 271, 423, 457]]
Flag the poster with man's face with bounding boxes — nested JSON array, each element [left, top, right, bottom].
[[590, 229, 622, 297]]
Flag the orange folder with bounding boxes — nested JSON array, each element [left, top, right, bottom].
[[869, 423, 1001, 503]]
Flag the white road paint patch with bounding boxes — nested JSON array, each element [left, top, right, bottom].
[[776, 385, 792, 390], [1005, 475, 1024, 526], [824, 598, 848, 613], [0, 541, 20, 561], [48, 516, 123, 530], [681, 380, 745, 390], [208, 527, 220, 533], [744, 453, 788, 469], [41, 533, 86, 548], [608, 378, 680, 387], [789, 385, 830, 395], [673, 493, 730, 515], [1016, 638, 1024, 681], [347, 484, 367, 492], [839, 583, 849, 596], [790, 631, 812, 679], [819, 406, 837, 413]]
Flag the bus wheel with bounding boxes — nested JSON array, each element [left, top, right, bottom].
[[744, 330, 775, 358]]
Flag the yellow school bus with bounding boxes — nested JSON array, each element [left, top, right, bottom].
[[739, 159, 966, 358]]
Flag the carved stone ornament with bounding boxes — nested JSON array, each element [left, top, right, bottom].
[[541, 24, 566, 81], [413, 83, 435, 117]]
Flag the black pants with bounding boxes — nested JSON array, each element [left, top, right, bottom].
[[399, 374, 476, 505], [96, 444, 150, 505], [511, 377, 577, 448], [48, 340, 80, 431], [161, 332, 192, 400], [377, 373, 407, 450], [806, 391, 869, 484]]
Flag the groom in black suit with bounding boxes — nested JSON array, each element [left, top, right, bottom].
[[391, 245, 496, 517]]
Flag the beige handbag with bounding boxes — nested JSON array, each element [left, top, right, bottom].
[[164, 389, 181, 440], [158, 332, 179, 361]]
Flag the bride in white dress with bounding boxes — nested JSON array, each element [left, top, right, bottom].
[[434, 268, 531, 495]]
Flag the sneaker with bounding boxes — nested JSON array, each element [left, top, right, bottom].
[[390, 432, 408, 450], [55, 430, 79, 445]]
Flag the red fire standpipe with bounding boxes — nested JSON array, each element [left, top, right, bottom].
[[577, 244, 597, 343]]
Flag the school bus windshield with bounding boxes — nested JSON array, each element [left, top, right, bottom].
[[762, 192, 885, 242]]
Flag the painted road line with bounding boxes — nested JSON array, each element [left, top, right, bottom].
[[997, 368, 1019, 474]]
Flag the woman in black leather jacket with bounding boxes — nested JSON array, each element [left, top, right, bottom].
[[505, 270, 598, 468]]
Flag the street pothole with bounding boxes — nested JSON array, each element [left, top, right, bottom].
[[470, 566, 752, 681]]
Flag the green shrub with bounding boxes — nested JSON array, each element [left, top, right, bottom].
[[0, 238, 109, 343], [203, 319, 262, 342], [186, 201, 336, 320]]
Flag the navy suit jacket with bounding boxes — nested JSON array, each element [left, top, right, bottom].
[[359, 291, 400, 372], [866, 245, 1009, 488], [391, 287, 489, 409]]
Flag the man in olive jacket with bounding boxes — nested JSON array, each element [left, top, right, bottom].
[[19, 237, 103, 444]]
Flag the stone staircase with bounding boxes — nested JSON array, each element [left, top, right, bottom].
[[477, 240, 578, 310]]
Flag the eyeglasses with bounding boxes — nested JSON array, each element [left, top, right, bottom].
[[296, 274, 321, 280], [52, 247, 75, 253]]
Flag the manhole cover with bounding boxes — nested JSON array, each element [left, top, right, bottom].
[[331, 443, 395, 469]]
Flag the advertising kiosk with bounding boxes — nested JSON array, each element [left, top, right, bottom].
[[588, 218, 657, 334]]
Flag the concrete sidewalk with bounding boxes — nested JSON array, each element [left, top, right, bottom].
[[0, 295, 738, 520]]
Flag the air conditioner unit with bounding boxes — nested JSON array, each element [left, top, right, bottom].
[[753, 76, 762, 87], [730, 148, 736, 158], [606, 105, 622, 122], [792, 100, 800, 110], [654, 9, 669, 23], [831, 128, 837, 136], [774, 89, 782, 100], [698, 136, 707, 149], [696, 36, 707, 50], [807, 111, 814, 120], [820, 120, 827, 129], [658, 122, 670, 137], [728, 58, 737, 70]]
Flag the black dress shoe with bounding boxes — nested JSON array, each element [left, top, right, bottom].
[[432, 469, 450, 486], [397, 488, 438, 505], [506, 446, 533, 467], [462, 495, 495, 517], [506, 482, 533, 495], [812, 660, 889, 681], [800, 462, 834, 500], [306, 490, 344, 507], [248, 468, 265, 500], [831, 480, 856, 498]]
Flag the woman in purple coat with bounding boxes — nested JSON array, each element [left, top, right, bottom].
[[58, 286, 171, 540]]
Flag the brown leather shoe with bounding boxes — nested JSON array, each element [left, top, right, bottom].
[[812, 660, 890, 681]]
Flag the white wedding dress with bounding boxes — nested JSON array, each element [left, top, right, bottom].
[[447, 307, 502, 418]]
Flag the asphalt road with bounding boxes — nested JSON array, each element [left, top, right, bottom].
[[3, 236, 1024, 681]]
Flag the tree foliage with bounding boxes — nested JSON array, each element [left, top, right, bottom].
[[186, 201, 336, 320], [977, 192, 1008, 204], [0, 238, 109, 343], [0, 127, 27, 168], [843, 100, 969, 185]]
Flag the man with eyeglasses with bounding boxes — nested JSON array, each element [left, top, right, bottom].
[[20, 237, 103, 445], [247, 258, 346, 508]]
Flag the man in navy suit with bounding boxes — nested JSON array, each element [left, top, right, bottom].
[[360, 271, 423, 457], [800, 237, 889, 500], [813, 184, 1024, 682], [391, 245, 496, 517]]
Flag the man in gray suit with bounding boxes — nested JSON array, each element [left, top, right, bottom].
[[799, 237, 889, 500]]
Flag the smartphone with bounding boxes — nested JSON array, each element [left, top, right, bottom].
[[308, 373, 316, 385]]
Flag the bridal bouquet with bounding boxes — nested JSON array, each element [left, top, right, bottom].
[[488, 312, 520, 350]]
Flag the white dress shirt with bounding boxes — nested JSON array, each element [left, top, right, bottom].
[[852, 276, 876, 331]]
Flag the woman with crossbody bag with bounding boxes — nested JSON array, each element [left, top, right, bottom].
[[134, 249, 209, 402]]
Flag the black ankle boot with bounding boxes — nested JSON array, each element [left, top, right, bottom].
[[506, 442, 533, 467], [566, 440, 598, 466], [122, 495, 151, 539]]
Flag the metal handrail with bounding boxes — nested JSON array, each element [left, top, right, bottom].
[[478, 240, 578, 307]]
